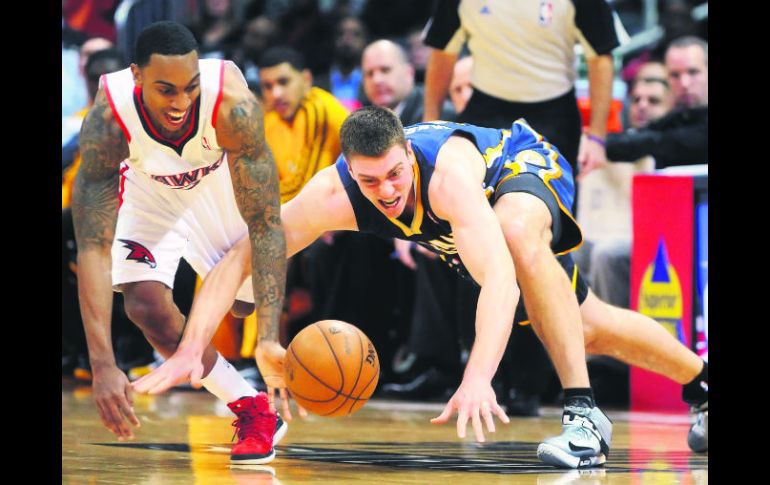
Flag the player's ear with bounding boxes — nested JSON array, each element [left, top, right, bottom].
[[130, 64, 142, 88], [405, 140, 415, 165], [344, 157, 353, 175]]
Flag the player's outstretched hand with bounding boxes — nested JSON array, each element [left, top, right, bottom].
[[132, 347, 205, 395], [92, 364, 141, 441], [430, 374, 509, 442], [255, 340, 307, 421]]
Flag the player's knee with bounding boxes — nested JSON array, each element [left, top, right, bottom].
[[230, 300, 255, 318], [500, 218, 547, 270], [122, 283, 181, 346]]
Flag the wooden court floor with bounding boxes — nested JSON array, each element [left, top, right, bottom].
[[63, 379, 707, 484]]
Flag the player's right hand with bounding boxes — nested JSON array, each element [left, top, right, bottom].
[[430, 373, 509, 443], [255, 340, 308, 421], [91, 364, 141, 440], [132, 347, 205, 395]]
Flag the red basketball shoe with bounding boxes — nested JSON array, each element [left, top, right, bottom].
[[228, 394, 287, 465]]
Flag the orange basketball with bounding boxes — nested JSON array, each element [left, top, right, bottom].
[[283, 320, 380, 417]]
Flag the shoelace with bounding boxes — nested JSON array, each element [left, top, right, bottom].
[[230, 411, 272, 442]]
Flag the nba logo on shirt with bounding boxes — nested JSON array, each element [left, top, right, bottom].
[[202, 136, 213, 151], [539, 0, 553, 26]]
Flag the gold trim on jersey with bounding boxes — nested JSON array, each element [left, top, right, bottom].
[[514, 118, 543, 142], [538, 142, 584, 256], [426, 234, 458, 254], [482, 130, 511, 168], [494, 143, 584, 256], [387, 162, 424, 237]]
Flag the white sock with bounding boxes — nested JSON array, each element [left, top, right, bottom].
[[200, 353, 258, 403]]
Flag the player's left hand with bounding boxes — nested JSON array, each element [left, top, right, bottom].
[[430, 374, 509, 442], [577, 133, 609, 180], [255, 339, 308, 421], [131, 346, 205, 395]]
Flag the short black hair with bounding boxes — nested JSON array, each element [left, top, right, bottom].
[[340, 106, 406, 160], [134, 21, 199, 67], [258, 46, 306, 71]]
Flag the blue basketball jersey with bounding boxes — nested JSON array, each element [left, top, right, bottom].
[[335, 119, 581, 280]]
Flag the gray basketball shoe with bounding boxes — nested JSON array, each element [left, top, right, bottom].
[[687, 401, 708, 452], [537, 405, 612, 469]]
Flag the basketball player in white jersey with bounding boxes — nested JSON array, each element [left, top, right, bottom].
[[72, 21, 291, 465]]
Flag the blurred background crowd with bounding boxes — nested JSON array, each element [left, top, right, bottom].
[[62, 0, 708, 416]]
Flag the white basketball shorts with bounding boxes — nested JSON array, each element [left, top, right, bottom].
[[111, 160, 255, 303]]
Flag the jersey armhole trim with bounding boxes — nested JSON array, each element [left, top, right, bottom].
[[212, 60, 226, 129], [102, 74, 132, 143]]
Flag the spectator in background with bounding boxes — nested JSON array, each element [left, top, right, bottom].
[[448, 55, 473, 115], [189, 0, 243, 59], [258, 46, 349, 203], [232, 15, 283, 93], [406, 27, 431, 84], [362, 39, 455, 126], [583, 36, 708, 173], [63, 37, 114, 160], [62, 46, 123, 205], [278, 0, 336, 78], [318, 16, 368, 111], [418, 0, 621, 417]]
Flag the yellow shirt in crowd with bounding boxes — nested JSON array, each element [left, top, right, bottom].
[[264, 86, 349, 203]]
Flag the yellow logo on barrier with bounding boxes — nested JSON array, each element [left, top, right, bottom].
[[638, 240, 685, 343]]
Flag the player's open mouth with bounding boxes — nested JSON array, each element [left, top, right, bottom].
[[165, 110, 189, 127], [379, 197, 400, 209]]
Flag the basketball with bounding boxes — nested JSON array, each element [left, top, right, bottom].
[[283, 320, 380, 417]]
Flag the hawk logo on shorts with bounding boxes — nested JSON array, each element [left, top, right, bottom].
[[118, 239, 157, 268]]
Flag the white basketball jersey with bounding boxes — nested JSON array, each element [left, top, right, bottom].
[[102, 59, 243, 190]]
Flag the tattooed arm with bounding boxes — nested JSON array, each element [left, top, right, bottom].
[[215, 62, 288, 409], [71, 85, 140, 439]]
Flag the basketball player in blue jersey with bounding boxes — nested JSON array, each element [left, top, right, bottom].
[[72, 21, 293, 465], [135, 106, 708, 468]]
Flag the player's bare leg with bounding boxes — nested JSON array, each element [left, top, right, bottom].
[[121, 281, 218, 373], [580, 290, 702, 383], [494, 192, 611, 469], [122, 281, 287, 464], [493, 193, 589, 389]]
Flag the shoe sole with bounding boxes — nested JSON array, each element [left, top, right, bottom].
[[537, 443, 606, 469], [230, 448, 276, 466], [273, 418, 288, 446]]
